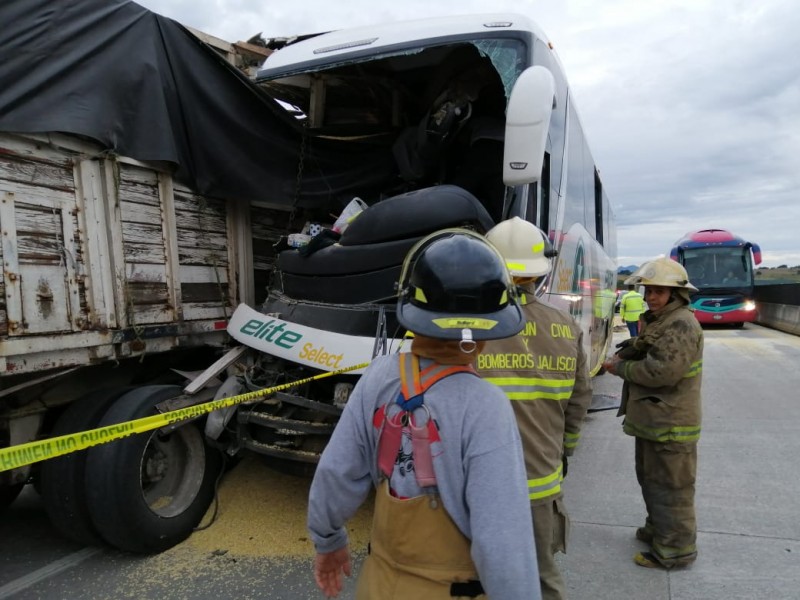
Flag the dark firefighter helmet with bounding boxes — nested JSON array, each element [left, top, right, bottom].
[[396, 228, 525, 341]]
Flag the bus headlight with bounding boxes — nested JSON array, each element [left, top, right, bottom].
[[743, 300, 756, 311]]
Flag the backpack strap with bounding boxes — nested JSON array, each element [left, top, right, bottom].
[[376, 353, 477, 486], [397, 353, 476, 410]]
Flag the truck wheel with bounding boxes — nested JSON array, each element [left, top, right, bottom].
[[85, 385, 222, 554], [40, 388, 132, 546], [0, 483, 24, 511]]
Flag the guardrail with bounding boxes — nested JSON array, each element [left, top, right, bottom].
[[754, 283, 800, 336]]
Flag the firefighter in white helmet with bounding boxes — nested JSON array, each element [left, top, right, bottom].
[[308, 229, 540, 599], [602, 257, 703, 569], [476, 217, 592, 600]]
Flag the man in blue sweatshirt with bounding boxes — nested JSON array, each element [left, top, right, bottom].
[[308, 229, 540, 599]]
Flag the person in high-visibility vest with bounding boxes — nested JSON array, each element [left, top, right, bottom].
[[602, 257, 703, 570], [619, 285, 646, 337], [477, 217, 592, 600], [308, 229, 541, 599]]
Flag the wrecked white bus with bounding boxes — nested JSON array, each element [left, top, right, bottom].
[[0, 7, 616, 553]]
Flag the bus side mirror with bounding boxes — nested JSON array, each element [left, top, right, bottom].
[[503, 65, 555, 186], [748, 242, 762, 265]]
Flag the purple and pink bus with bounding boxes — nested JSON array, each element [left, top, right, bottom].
[[669, 229, 762, 326]]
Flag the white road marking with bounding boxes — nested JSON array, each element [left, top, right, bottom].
[[0, 547, 101, 599]]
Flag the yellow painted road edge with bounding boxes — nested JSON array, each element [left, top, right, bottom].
[[0, 361, 370, 473]]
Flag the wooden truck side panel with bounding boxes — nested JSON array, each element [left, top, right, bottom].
[[0, 133, 244, 378]]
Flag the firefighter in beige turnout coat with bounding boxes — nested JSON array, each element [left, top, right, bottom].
[[477, 218, 592, 600], [603, 257, 703, 569]]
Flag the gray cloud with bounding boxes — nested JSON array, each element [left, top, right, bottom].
[[559, 1, 800, 265]]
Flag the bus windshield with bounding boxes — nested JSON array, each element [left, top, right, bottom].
[[257, 37, 527, 135], [682, 247, 753, 289]]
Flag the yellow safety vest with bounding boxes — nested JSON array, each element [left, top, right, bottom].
[[620, 291, 645, 323]]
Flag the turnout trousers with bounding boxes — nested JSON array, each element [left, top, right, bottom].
[[532, 498, 570, 600], [635, 437, 698, 567], [356, 481, 485, 599]]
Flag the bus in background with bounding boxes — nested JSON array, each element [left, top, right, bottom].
[[669, 229, 762, 326]]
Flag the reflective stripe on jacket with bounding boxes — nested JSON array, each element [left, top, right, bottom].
[[478, 291, 592, 504]]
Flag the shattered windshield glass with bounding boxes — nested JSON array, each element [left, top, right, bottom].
[[258, 37, 528, 133], [473, 39, 527, 98]]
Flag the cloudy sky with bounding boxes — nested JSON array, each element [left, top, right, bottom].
[[135, 0, 800, 268]]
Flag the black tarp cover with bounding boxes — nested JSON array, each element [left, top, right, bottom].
[[0, 0, 393, 208]]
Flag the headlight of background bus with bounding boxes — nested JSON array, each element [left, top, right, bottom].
[[744, 300, 756, 311]]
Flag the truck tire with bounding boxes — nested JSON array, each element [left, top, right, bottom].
[[85, 385, 222, 554], [0, 483, 24, 511], [40, 388, 132, 546]]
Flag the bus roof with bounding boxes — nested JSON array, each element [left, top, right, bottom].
[[670, 229, 761, 263], [257, 13, 547, 80], [675, 229, 748, 247]]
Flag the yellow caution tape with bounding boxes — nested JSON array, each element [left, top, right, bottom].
[[0, 361, 370, 473]]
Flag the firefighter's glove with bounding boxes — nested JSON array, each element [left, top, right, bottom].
[[615, 338, 634, 351], [562, 453, 569, 478], [615, 337, 648, 360]]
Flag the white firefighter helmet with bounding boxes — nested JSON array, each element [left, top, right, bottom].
[[485, 217, 551, 278], [624, 257, 698, 303]]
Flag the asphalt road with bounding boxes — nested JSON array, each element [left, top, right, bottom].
[[1, 323, 799, 599]]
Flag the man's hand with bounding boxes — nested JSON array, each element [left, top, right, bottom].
[[602, 356, 621, 376], [314, 546, 352, 598]]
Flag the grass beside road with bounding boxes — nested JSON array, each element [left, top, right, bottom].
[[755, 266, 800, 283]]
